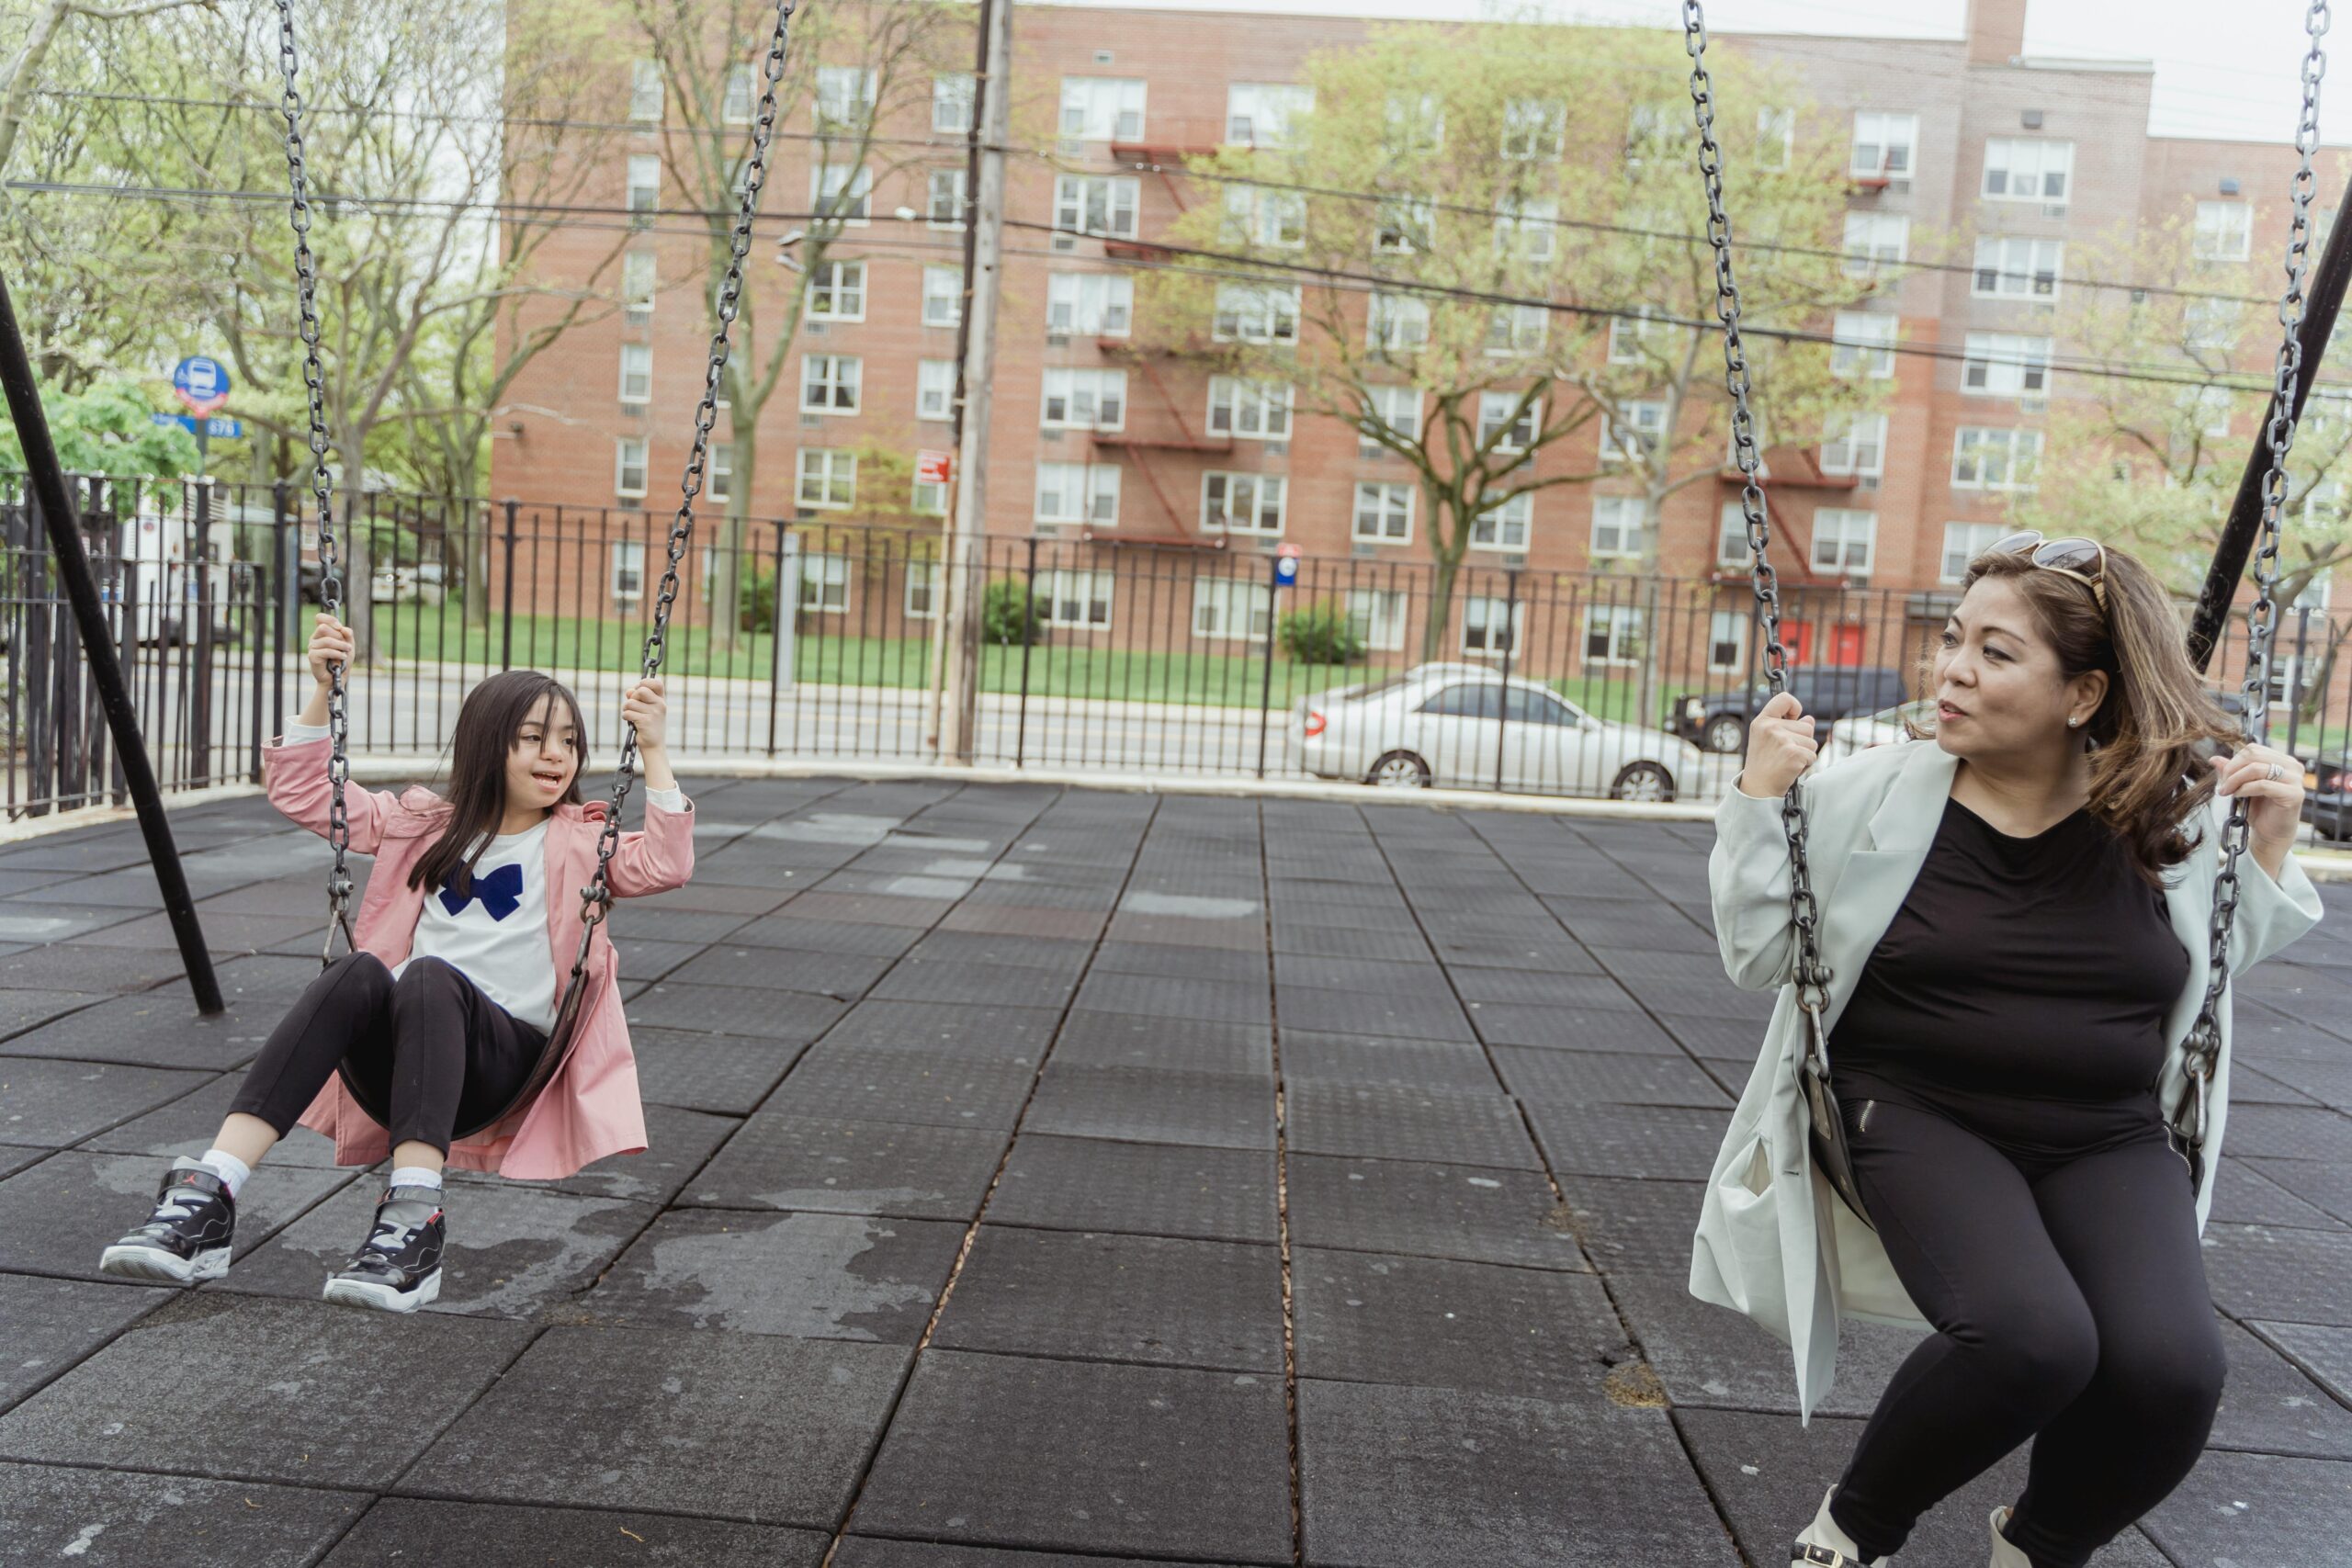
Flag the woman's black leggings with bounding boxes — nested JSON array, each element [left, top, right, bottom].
[[228, 953, 546, 1155], [1827, 1100, 2226, 1568]]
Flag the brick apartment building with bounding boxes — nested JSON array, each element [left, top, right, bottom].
[[489, 0, 2346, 685]]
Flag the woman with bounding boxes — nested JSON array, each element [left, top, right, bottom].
[[1691, 535, 2324, 1568]]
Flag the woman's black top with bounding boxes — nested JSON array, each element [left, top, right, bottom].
[[1828, 795, 2190, 1156]]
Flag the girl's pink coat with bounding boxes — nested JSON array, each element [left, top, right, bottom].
[[261, 735, 695, 1179]]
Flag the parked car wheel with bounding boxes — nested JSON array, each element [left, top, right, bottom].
[[1367, 750, 1431, 788], [1611, 761, 1675, 803], [1702, 714, 1747, 753]]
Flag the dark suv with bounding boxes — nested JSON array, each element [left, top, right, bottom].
[[1670, 666, 1913, 753]]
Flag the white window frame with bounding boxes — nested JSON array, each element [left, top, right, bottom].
[[800, 353, 861, 415], [798, 551, 850, 614], [1227, 83, 1313, 148], [722, 63, 754, 127], [922, 265, 963, 329], [628, 60, 664, 124], [1487, 304, 1548, 356], [1843, 213, 1909, 278], [810, 163, 872, 225], [1589, 494, 1647, 560], [816, 66, 876, 130], [806, 260, 866, 322], [1041, 368, 1126, 432], [1226, 185, 1306, 249], [621, 252, 657, 321], [1983, 138, 2073, 205], [918, 359, 956, 423], [1500, 97, 1566, 160], [1368, 291, 1430, 353], [1708, 608, 1747, 672], [1201, 471, 1286, 536], [611, 538, 646, 604], [1961, 332, 2052, 397], [1383, 93, 1444, 156], [1607, 309, 1661, 365], [1348, 589, 1410, 653], [1360, 385, 1420, 457], [928, 168, 967, 230], [797, 447, 857, 510], [1464, 596, 1527, 656], [1579, 605, 1643, 667], [626, 153, 661, 222], [1214, 283, 1300, 344], [1059, 77, 1147, 142], [614, 437, 648, 499], [1831, 311, 1898, 378], [1207, 378, 1293, 440], [707, 443, 732, 502], [1819, 412, 1888, 479], [1811, 508, 1877, 574], [1035, 462, 1120, 525], [906, 560, 942, 620], [1972, 235, 2063, 300], [1951, 426, 2044, 491], [1040, 569, 1114, 630], [1047, 272, 1134, 337], [2185, 297, 2241, 351], [1850, 111, 1918, 178], [1479, 390, 1539, 452], [618, 344, 652, 408], [933, 73, 975, 135], [1193, 578, 1272, 642], [1755, 106, 1795, 170], [1054, 175, 1140, 240], [1374, 195, 1435, 255], [1941, 521, 2011, 584], [1601, 400, 1666, 466], [1470, 491, 1531, 552], [2194, 200, 2254, 262], [1351, 481, 1414, 544], [1493, 197, 1559, 263], [1719, 502, 1752, 569]]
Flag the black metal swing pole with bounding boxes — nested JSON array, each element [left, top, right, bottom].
[[2188, 164, 2352, 674], [0, 266, 224, 1014]]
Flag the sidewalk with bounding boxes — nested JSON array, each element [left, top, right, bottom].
[[0, 778, 2347, 1565]]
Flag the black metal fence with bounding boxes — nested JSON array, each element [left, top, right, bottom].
[[9, 472, 2352, 831]]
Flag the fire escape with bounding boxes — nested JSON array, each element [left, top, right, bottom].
[[1088, 341, 1232, 546]]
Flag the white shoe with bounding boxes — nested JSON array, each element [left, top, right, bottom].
[[1793, 1485, 1886, 1566], [1988, 1506, 2032, 1568]]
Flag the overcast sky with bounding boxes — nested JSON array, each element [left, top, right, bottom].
[[1029, 0, 2334, 144]]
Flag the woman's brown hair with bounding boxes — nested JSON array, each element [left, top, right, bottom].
[[1957, 544, 2241, 885], [407, 671, 588, 897]]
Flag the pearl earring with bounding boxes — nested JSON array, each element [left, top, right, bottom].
[[2068, 716, 2082, 728]]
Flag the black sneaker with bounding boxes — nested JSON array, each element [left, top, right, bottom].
[[322, 1184, 444, 1314], [99, 1157, 236, 1284]]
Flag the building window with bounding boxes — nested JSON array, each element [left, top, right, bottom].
[[1831, 311, 1898, 378], [1815, 412, 1886, 480], [1202, 471, 1285, 535], [1601, 400, 1667, 465], [800, 354, 861, 414], [615, 437, 648, 498], [797, 447, 856, 509], [1214, 283, 1300, 344], [1036, 462, 1120, 525], [1226, 185, 1306, 248], [1383, 93, 1444, 157], [1487, 304, 1548, 356], [1961, 332, 2052, 397], [1755, 106, 1795, 169], [1041, 368, 1125, 431], [1580, 604, 1642, 666], [1983, 138, 2073, 205], [2194, 200, 2254, 262], [933, 73, 975, 134], [1941, 521, 2011, 582], [2184, 297, 2241, 351], [628, 60, 664, 124], [626, 154, 661, 226], [906, 561, 941, 619], [807, 260, 865, 321], [618, 344, 652, 408], [1348, 589, 1410, 653], [1850, 111, 1917, 177], [1060, 76, 1147, 141], [1352, 482, 1414, 544], [622, 252, 657, 322], [1047, 272, 1134, 336], [1951, 426, 2044, 491], [1493, 197, 1559, 263], [1041, 569, 1114, 629], [1607, 309, 1661, 365], [1368, 291, 1431, 354], [918, 359, 956, 422], [912, 476, 948, 516], [1843, 213, 1909, 278], [1227, 83, 1313, 147], [1054, 175, 1140, 240], [1500, 97, 1566, 160], [1708, 609, 1747, 672], [1466, 596, 1526, 655], [1374, 195, 1435, 255], [816, 66, 876, 131], [928, 169, 967, 229], [798, 551, 850, 614], [1811, 509, 1877, 575], [1360, 386, 1420, 457], [1193, 578, 1272, 641], [922, 265, 963, 328], [1479, 390, 1539, 451], [722, 63, 754, 127], [707, 444, 731, 502], [1471, 491, 1531, 551], [611, 539, 646, 605], [1719, 502, 1752, 568], [810, 164, 872, 224], [1589, 494, 1647, 559], [1207, 378, 1293, 439], [1973, 236, 2063, 299]]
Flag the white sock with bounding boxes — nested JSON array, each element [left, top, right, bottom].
[[198, 1149, 251, 1199], [388, 1165, 445, 1192]]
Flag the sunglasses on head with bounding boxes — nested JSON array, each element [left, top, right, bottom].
[[1990, 531, 2108, 613]]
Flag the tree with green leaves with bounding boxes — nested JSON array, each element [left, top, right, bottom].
[[0, 378, 199, 476]]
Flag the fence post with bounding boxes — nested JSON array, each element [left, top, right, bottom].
[[500, 497, 519, 671], [2289, 604, 2314, 760], [250, 562, 268, 782], [1256, 552, 1281, 780], [768, 525, 789, 756], [271, 480, 290, 742], [1495, 567, 1521, 795], [188, 481, 213, 788], [1015, 537, 1038, 768]]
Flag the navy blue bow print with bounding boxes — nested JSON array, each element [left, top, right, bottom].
[[439, 863, 524, 921]]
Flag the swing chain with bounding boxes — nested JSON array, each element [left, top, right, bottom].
[[571, 1, 794, 965], [1682, 1, 1829, 1011], [2177, 0, 2331, 1159], [272, 0, 353, 961]]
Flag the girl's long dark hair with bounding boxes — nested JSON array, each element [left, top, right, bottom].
[[407, 671, 589, 897]]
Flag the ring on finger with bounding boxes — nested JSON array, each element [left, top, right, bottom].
[[2267, 761, 2287, 783]]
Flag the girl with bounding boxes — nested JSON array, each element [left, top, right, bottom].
[[98, 613, 695, 1312]]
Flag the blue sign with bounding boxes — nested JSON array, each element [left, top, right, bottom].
[[171, 355, 232, 415], [1272, 550, 1301, 588], [152, 412, 243, 438]]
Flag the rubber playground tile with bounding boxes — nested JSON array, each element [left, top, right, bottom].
[[0, 987, 104, 1041], [1490, 1046, 1734, 1110], [1087, 940, 1269, 985], [660, 946, 898, 998], [855, 1349, 1292, 1563], [833, 1541, 1239, 1568], [404, 1325, 908, 1524], [906, 931, 1097, 973], [0, 1274, 164, 1413], [624, 879, 797, 916], [2203, 1317, 2352, 1460], [0, 1462, 367, 1567], [933, 1227, 1283, 1371], [1102, 911, 1265, 953], [1292, 1247, 1625, 1399], [1551, 1176, 1706, 1275], [1075, 971, 1272, 1026], [0, 1143, 46, 1179], [216, 1179, 650, 1320], [322, 1498, 827, 1568], [628, 1026, 806, 1115], [0, 907, 144, 944], [2254, 1319, 2352, 1405], [0, 1150, 356, 1283], [1265, 923, 1436, 963], [607, 937, 704, 985], [1609, 975, 1774, 1023], [1284, 1082, 1543, 1169], [73, 1071, 339, 1167], [1604, 1269, 1926, 1420], [825, 999, 1064, 1059], [1296, 1378, 1739, 1568], [0, 1294, 532, 1487], [605, 908, 764, 945], [2231, 1064, 2325, 1105], [874, 960, 1082, 1010], [684, 1112, 1010, 1222], [0, 989, 283, 1071], [2211, 1157, 2345, 1229], [767, 1047, 1038, 1132], [721, 914, 925, 957], [2143, 1450, 2352, 1564], [1026, 1065, 1276, 1150], [584, 1207, 964, 1342], [481, 1101, 741, 1207], [2202, 1223, 2352, 1325], [73, 909, 324, 953], [1271, 954, 1452, 997], [775, 889, 959, 928], [1284, 1154, 1588, 1272], [1274, 984, 1474, 1043], [622, 982, 850, 1043], [1526, 1102, 1736, 1181], [1276, 1032, 1502, 1093], [988, 1134, 1277, 1244], [2219, 1102, 2352, 1163], [0, 1056, 210, 1147]]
